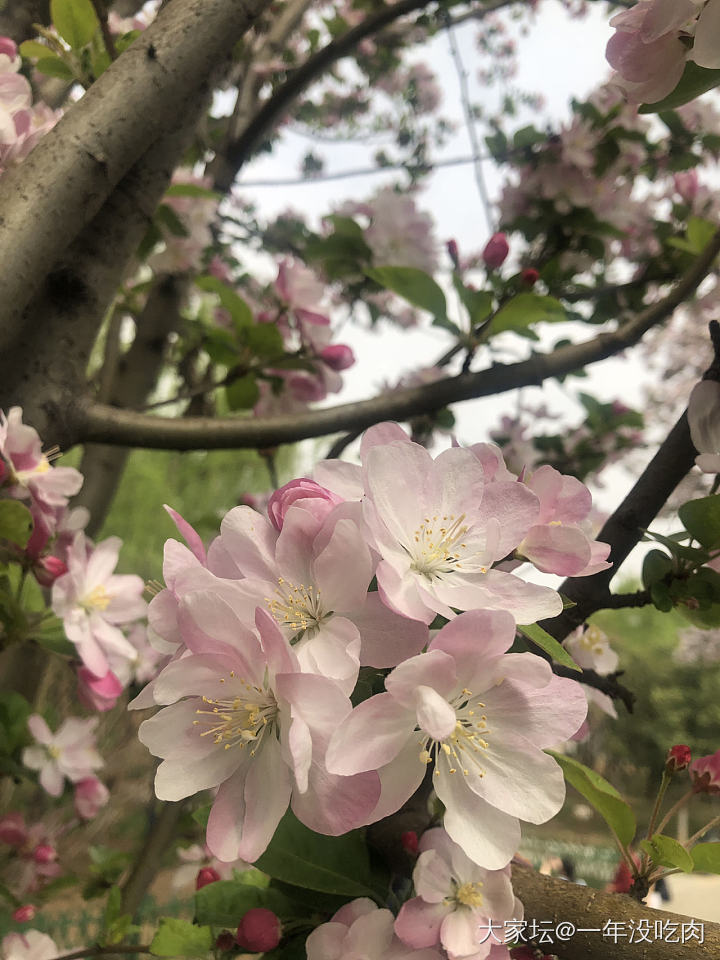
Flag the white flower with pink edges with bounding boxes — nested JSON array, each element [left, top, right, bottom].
[[22, 715, 102, 797]]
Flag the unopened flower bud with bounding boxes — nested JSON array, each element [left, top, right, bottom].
[[33, 844, 57, 865], [320, 343, 355, 372], [0, 37, 18, 60], [482, 232, 509, 269], [520, 267, 539, 287], [400, 830, 419, 856], [74, 777, 110, 820], [446, 239, 460, 269], [236, 908, 282, 952], [196, 867, 221, 890], [666, 744, 692, 773], [12, 905, 36, 923], [33, 555, 68, 587], [0, 813, 28, 847], [214, 932, 235, 952]]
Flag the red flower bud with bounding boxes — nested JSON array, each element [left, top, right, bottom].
[[482, 232, 509, 270], [446, 239, 460, 269], [195, 867, 221, 890], [0, 813, 28, 847], [520, 267, 539, 287], [236, 908, 282, 952], [666, 744, 692, 773], [400, 830, 419, 856], [33, 555, 68, 588], [320, 343, 355, 372], [12, 905, 36, 923], [214, 932, 235, 952], [33, 844, 57, 865]]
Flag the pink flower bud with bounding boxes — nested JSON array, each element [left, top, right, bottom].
[[33, 844, 57, 865], [520, 267, 539, 287], [33, 555, 68, 588], [446, 238, 460, 269], [74, 777, 110, 820], [0, 37, 18, 60], [196, 867, 221, 890], [320, 344, 355, 372], [77, 667, 123, 713], [12, 905, 36, 923], [400, 830, 419, 856], [236, 908, 282, 952], [0, 813, 28, 847], [214, 932, 235, 952], [267, 478, 343, 531], [482, 232, 509, 269], [666, 744, 692, 773]]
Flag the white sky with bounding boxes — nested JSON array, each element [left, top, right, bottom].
[[233, 1, 686, 582]]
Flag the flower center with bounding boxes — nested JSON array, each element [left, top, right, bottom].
[[265, 577, 326, 638], [81, 585, 110, 612], [193, 673, 277, 756], [455, 880, 484, 908], [418, 688, 490, 777], [408, 514, 480, 580], [580, 625, 605, 657], [47, 745, 60, 759]]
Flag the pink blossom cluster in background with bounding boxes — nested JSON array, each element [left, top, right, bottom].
[[0, 38, 61, 178], [130, 421, 606, 957]]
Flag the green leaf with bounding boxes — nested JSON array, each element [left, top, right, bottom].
[[0, 501, 33, 548], [516, 623, 581, 672], [642, 549, 673, 589], [687, 217, 716, 254], [195, 276, 253, 329], [34, 55, 75, 80], [0, 691, 31, 755], [166, 184, 221, 201], [452, 277, 493, 327], [191, 804, 212, 829], [639, 834, 694, 873], [195, 879, 292, 927], [225, 374, 259, 411], [50, 0, 100, 49], [242, 324, 284, 358], [254, 810, 381, 899], [156, 204, 189, 238], [150, 918, 213, 958], [19, 40, 52, 59], [33, 615, 76, 657], [365, 266, 449, 326], [547, 751, 636, 847], [490, 293, 566, 337], [691, 842, 720, 874], [640, 61, 720, 114], [679, 495, 720, 550]]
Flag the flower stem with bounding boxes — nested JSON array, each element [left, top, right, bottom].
[[685, 814, 720, 849], [655, 786, 696, 837]]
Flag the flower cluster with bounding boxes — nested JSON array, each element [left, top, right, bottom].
[[134, 422, 597, 954], [0, 38, 61, 178]]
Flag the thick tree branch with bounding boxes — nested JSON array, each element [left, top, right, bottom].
[[512, 865, 720, 960], [0, 0, 271, 354], [76, 229, 720, 449]]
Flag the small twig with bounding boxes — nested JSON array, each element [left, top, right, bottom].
[[553, 665, 635, 714], [89, 0, 118, 60], [326, 427, 363, 459], [603, 590, 652, 609]]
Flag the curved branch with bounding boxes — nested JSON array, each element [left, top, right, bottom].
[[213, 0, 515, 190], [512, 864, 720, 960], [76, 229, 720, 449], [0, 0, 271, 354]]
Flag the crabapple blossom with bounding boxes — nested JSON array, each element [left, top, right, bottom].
[[326, 610, 587, 868], [12, 906, 35, 924], [22, 715, 102, 797], [563, 623, 618, 675], [52, 533, 146, 677], [136, 606, 380, 861], [76, 667, 124, 712], [690, 748, 720, 793], [1, 932, 58, 960], [482, 233, 510, 269], [275, 258, 330, 327], [688, 380, 720, 473], [356, 187, 437, 273], [267, 478, 343, 531], [666, 744, 692, 774], [207, 502, 428, 679], [196, 867, 221, 889], [514, 465, 611, 578], [363, 440, 563, 625], [395, 828, 522, 959], [305, 898, 443, 960], [0, 408, 82, 517]]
